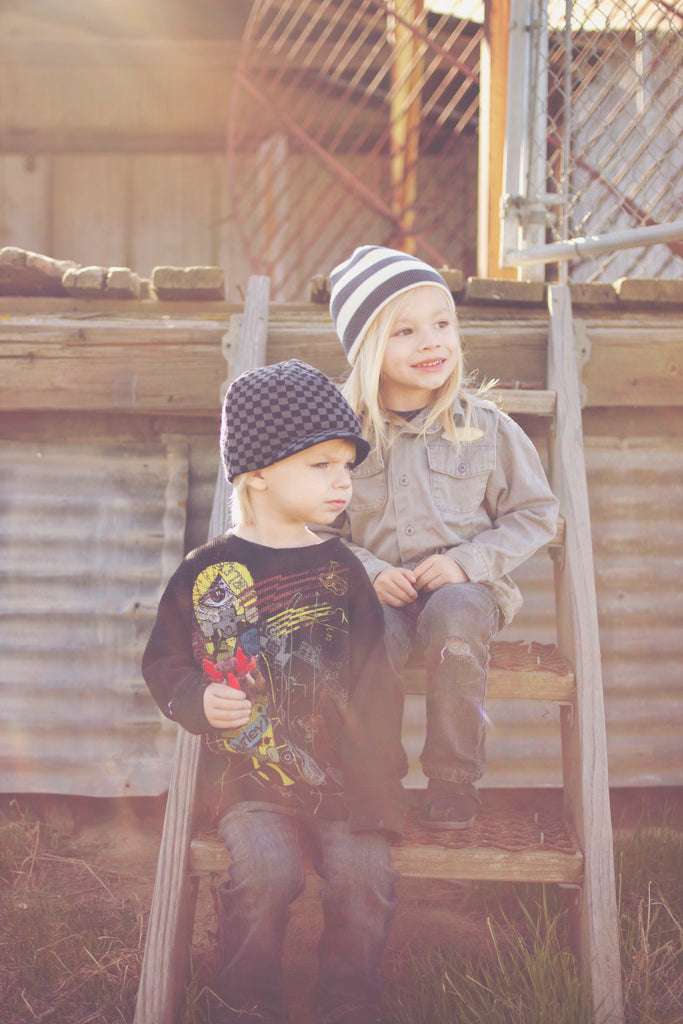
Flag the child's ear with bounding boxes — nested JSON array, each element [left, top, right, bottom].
[[247, 470, 268, 492]]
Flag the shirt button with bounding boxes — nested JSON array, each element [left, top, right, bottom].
[[405, 525, 415, 536], [458, 462, 468, 474], [399, 474, 409, 486]]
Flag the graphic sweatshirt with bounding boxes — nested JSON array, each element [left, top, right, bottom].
[[142, 533, 405, 839]]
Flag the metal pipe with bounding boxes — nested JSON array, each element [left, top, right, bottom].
[[559, 0, 573, 285], [505, 220, 683, 266]]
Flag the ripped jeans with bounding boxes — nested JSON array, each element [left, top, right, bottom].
[[383, 583, 503, 784]]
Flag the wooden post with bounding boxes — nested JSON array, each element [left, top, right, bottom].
[[388, 0, 424, 253], [134, 276, 271, 1024], [546, 284, 624, 1024], [478, 0, 516, 278]]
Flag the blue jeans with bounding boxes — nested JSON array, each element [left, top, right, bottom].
[[383, 582, 503, 785], [213, 801, 399, 1024]]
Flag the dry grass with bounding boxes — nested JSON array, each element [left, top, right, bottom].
[[0, 796, 681, 1023], [0, 803, 145, 1024]]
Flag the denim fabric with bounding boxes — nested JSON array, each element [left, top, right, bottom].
[[213, 801, 399, 1024], [383, 582, 503, 784]]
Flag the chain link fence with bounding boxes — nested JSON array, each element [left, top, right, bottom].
[[227, 1, 682, 294], [503, 0, 683, 282], [227, 0, 484, 300]]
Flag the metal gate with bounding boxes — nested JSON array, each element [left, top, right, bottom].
[[226, 1, 683, 295], [227, 0, 484, 300], [502, 0, 683, 281]]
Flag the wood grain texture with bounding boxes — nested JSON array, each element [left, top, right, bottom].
[[133, 277, 271, 1024], [547, 285, 624, 1024]]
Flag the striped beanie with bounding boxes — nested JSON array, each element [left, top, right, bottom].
[[329, 245, 454, 363], [221, 359, 370, 481]]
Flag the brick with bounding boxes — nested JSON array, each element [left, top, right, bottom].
[[106, 267, 141, 299], [465, 277, 545, 305], [0, 246, 77, 296], [616, 278, 683, 306], [439, 266, 465, 294], [62, 266, 107, 296], [152, 265, 225, 301], [569, 282, 618, 307], [309, 273, 330, 304]]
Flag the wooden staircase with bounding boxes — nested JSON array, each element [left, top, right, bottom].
[[134, 279, 624, 1024]]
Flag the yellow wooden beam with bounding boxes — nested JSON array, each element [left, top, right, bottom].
[[478, 0, 516, 278]]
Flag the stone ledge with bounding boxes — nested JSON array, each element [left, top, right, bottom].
[[465, 277, 545, 305], [152, 265, 225, 301], [615, 278, 683, 305], [0, 246, 77, 297], [1, 247, 681, 310], [568, 282, 618, 307]]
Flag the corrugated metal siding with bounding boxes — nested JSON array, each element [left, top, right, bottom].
[[402, 433, 683, 789], [2, 428, 678, 795], [586, 436, 683, 786], [0, 439, 188, 796]]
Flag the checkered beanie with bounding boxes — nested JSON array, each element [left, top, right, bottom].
[[329, 245, 454, 363], [221, 359, 370, 481]]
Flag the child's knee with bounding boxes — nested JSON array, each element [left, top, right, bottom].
[[222, 853, 305, 910]]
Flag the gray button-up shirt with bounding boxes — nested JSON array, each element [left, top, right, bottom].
[[330, 396, 560, 624]]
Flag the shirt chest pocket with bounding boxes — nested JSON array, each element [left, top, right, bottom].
[[348, 451, 387, 513], [427, 443, 496, 516]]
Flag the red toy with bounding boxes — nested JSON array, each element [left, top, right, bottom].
[[202, 647, 257, 691]]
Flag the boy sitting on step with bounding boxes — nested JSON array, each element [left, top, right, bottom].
[[142, 359, 405, 1024]]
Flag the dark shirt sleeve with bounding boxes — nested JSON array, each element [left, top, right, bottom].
[[342, 553, 406, 841], [141, 560, 212, 735]]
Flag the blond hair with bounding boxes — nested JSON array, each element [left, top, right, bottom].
[[230, 473, 256, 526], [341, 285, 478, 454]]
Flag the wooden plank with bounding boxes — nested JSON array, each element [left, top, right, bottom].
[[392, 844, 583, 884], [577, 317, 683, 407], [52, 155, 128, 269], [134, 728, 202, 1024], [131, 155, 220, 274], [134, 277, 271, 1024], [489, 388, 556, 415], [209, 276, 271, 538], [403, 665, 575, 701], [546, 285, 624, 1024], [1, 306, 681, 414], [188, 834, 583, 886], [0, 39, 242, 67], [0, 321, 228, 413]]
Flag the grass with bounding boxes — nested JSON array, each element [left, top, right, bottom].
[[0, 803, 144, 1023], [614, 808, 683, 1024], [384, 802, 683, 1024], [385, 884, 592, 1024], [0, 797, 681, 1024]]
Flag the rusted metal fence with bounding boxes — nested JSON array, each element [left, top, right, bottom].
[[502, 0, 683, 281], [227, 1, 683, 296], [227, 0, 484, 299]]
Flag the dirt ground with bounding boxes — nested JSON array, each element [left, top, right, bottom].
[[10, 786, 683, 1024]]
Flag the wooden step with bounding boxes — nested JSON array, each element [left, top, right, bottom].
[[394, 801, 583, 883], [189, 803, 583, 886], [403, 640, 575, 702]]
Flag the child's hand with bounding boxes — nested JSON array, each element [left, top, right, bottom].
[[374, 567, 418, 606], [413, 553, 468, 592], [203, 681, 252, 730]]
